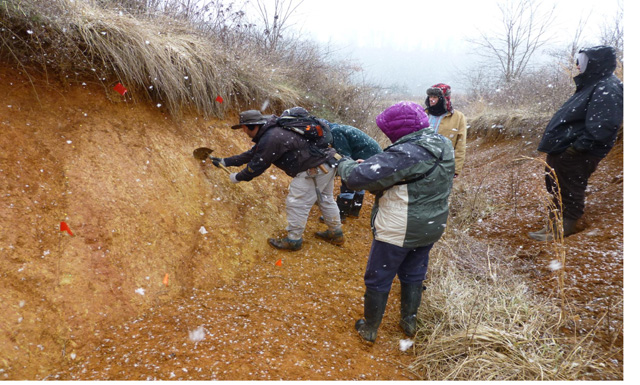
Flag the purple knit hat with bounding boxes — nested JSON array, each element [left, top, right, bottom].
[[376, 101, 430, 143]]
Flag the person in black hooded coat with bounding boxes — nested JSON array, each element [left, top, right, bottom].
[[529, 45, 623, 241]]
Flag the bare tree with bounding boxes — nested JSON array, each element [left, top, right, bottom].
[[254, 0, 304, 52], [471, 0, 556, 83], [600, 1, 623, 75]]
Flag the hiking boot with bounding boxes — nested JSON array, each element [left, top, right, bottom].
[[399, 282, 424, 337], [268, 237, 302, 251], [528, 218, 578, 241], [319, 214, 346, 223], [355, 289, 389, 343], [528, 222, 553, 239], [314, 229, 345, 245]]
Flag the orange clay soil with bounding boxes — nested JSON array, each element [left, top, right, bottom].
[[0, 65, 623, 379]]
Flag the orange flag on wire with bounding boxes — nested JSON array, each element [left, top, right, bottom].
[[275, 259, 282, 266], [60, 221, 73, 236], [215, 95, 223, 104], [113, 82, 128, 96], [163, 273, 169, 286]]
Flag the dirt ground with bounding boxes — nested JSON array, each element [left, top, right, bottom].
[[0, 66, 624, 380], [462, 133, 624, 364]]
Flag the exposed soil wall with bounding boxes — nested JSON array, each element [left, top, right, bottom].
[[0, 66, 288, 377]]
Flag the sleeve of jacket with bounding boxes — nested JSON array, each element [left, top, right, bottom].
[[223, 148, 255, 167], [573, 79, 624, 152], [337, 144, 431, 193], [453, 112, 467, 175], [223, 138, 279, 182]]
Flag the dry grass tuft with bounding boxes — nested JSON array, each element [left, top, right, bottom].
[[0, 0, 371, 121], [468, 114, 549, 143], [411, 232, 619, 380], [409, 176, 622, 381]]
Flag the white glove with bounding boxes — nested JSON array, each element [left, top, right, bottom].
[[229, 172, 240, 184]]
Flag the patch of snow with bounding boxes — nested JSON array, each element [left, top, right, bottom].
[[399, 339, 413, 351]]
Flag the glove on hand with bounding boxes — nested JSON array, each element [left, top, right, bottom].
[[565, 146, 580, 156], [229, 172, 240, 184], [210, 157, 224, 168]]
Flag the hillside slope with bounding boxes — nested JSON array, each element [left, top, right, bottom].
[[0, 67, 623, 380]]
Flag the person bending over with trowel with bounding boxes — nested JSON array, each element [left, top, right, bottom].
[[337, 101, 455, 343], [320, 122, 382, 222], [209, 109, 345, 251]]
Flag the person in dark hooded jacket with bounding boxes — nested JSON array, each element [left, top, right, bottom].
[[529, 45, 623, 241]]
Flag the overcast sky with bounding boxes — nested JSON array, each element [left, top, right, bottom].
[[283, 0, 624, 95]]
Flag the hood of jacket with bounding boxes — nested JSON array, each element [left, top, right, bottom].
[[574, 45, 617, 89], [376, 101, 430, 143]]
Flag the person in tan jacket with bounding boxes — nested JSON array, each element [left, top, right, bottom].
[[425, 83, 467, 177]]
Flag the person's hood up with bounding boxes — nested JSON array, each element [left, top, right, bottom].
[[576, 45, 617, 82], [376, 101, 430, 143]]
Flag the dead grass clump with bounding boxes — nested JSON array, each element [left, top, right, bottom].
[[468, 114, 549, 143], [446, 182, 500, 234], [0, 0, 304, 118], [410, 234, 619, 380], [0, 0, 384, 125]]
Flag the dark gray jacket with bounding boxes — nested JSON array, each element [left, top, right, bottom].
[[223, 116, 337, 181], [538, 46, 623, 158]]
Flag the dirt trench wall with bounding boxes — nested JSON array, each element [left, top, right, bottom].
[[0, 67, 288, 378]]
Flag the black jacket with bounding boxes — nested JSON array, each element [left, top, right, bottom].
[[537, 46, 623, 158], [223, 116, 336, 182]]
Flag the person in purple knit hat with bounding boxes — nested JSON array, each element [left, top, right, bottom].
[[337, 101, 455, 343]]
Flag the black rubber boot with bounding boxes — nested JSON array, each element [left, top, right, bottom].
[[355, 289, 389, 343], [399, 282, 424, 337], [350, 193, 364, 218], [337, 197, 352, 221], [563, 218, 578, 237]]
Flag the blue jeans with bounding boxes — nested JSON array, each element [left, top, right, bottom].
[[364, 239, 433, 292]]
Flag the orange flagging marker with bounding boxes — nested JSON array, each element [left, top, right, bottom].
[[163, 273, 169, 286], [275, 259, 282, 266], [113, 82, 128, 96], [60, 221, 73, 236]]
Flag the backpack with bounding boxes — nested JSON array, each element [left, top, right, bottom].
[[277, 107, 333, 150]]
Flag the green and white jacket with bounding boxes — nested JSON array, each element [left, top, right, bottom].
[[337, 128, 455, 248]]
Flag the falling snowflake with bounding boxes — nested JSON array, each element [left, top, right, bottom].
[[549, 260, 562, 271]]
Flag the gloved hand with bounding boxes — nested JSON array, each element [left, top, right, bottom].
[[565, 146, 580, 156], [229, 172, 240, 184], [210, 157, 224, 168]]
